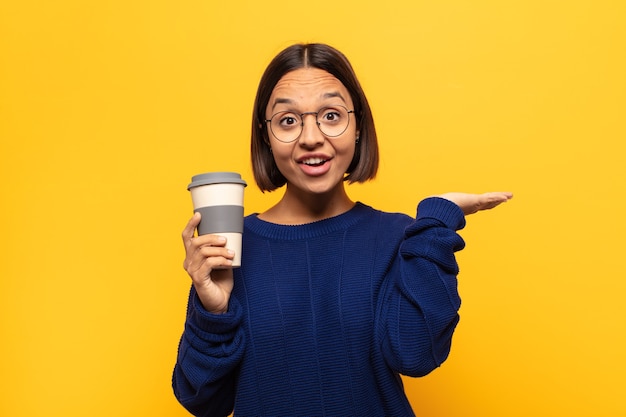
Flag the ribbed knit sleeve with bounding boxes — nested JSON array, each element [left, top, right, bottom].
[[378, 197, 466, 377], [172, 286, 245, 417]]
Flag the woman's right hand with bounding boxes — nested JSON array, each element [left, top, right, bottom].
[[182, 212, 235, 314]]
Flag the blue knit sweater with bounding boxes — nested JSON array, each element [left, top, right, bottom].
[[173, 197, 466, 416]]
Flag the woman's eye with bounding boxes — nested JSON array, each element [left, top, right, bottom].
[[279, 116, 298, 127], [321, 111, 341, 122]]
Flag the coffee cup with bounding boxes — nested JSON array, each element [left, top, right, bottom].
[[187, 172, 247, 268]]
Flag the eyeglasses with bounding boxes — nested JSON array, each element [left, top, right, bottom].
[[265, 105, 355, 143]]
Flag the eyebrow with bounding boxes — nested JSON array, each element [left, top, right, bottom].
[[270, 91, 347, 111], [271, 98, 294, 110]]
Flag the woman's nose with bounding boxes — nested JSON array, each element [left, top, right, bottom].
[[298, 114, 324, 146]]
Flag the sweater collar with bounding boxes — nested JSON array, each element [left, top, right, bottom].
[[244, 202, 372, 240]]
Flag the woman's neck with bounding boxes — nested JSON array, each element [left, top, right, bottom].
[[258, 184, 355, 225]]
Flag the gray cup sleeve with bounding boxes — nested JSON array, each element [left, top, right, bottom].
[[195, 205, 244, 235]]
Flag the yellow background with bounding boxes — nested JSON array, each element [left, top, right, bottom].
[[1, 1, 625, 416]]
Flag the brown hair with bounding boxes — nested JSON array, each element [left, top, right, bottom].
[[251, 43, 379, 191]]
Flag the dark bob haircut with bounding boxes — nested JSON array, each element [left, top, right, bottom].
[[251, 43, 379, 192]]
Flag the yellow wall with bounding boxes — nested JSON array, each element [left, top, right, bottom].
[[1, 1, 624, 416]]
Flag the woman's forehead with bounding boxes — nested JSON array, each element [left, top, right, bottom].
[[269, 68, 351, 108]]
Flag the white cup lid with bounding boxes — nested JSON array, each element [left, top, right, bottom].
[[188, 172, 247, 190]]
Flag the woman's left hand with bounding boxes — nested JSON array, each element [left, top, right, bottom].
[[438, 192, 513, 215]]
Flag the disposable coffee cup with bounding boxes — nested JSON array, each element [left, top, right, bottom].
[[188, 172, 247, 268]]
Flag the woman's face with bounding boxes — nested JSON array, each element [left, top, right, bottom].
[[265, 68, 358, 196]]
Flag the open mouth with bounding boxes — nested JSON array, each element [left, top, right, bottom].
[[300, 157, 328, 167]]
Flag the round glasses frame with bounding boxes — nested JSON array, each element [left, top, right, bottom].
[[264, 105, 355, 143]]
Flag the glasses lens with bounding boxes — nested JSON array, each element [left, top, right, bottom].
[[317, 106, 350, 137], [270, 111, 301, 142]]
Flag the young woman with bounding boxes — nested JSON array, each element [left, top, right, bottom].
[[173, 43, 512, 416]]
